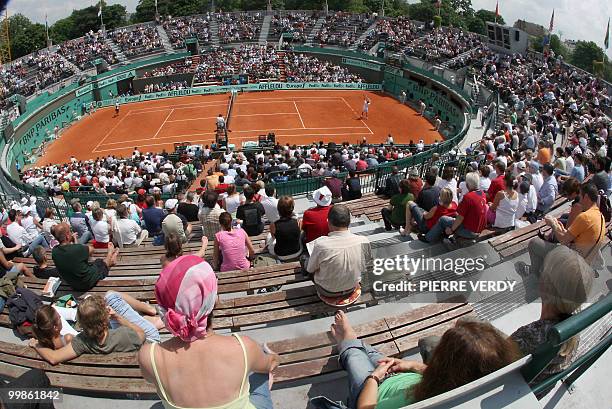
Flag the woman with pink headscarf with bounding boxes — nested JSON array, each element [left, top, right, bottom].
[[138, 255, 279, 408]]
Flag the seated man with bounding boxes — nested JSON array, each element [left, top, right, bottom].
[[306, 205, 372, 299], [199, 190, 226, 240], [302, 186, 333, 243], [381, 179, 414, 231], [51, 223, 118, 291], [421, 171, 487, 243], [6, 209, 49, 256], [376, 166, 401, 197], [68, 202, 93, 244], [536, 163, 558, 215], [162, 199, 192, 244], [142, 196, 166, 245], [236, 186, 265, 237], [341, 170, 362, 201]]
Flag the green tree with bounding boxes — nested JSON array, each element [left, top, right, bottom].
[[449, 0, 474, 17], [474, 9, 504, 26], [134, 0, 210, 21], [465, 15, 486, 35], [531, 34, 570, 59], [570, 41, 605, 73], [49, 1, 127, 41], [3, 14, 48, 58]]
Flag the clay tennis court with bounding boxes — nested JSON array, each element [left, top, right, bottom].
[[36, 90, 442, 165]]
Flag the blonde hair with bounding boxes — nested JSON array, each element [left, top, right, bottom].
[[106, 199, 117, 209], [540, 246, 594, 356], [439, 188, 453, 206], [77, 295, 109, 343]]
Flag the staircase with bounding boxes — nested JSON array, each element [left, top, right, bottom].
[[54, 49, 82, 74], [349, 19, 378, 51], [105, 36, 128, 63], [259, 14, 272, 44], [305, 16, 326, 46], [156, 25, 175, 54], [277, 51, 287, 81], [440, 47, 479, 69], [210, 15, 221, 47]]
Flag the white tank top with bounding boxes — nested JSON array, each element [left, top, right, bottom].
[[224, 194, 242, 214], [494, 191, 519, 229]]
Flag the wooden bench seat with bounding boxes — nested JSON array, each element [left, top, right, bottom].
[[0, 301, 473, 395]]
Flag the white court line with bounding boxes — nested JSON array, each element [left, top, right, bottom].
[[341, 97, 374, 135], [153, 109, 175, 139], [293, 101, 306, 129], [230, 126, 369, 133], [236, 96, 344, 101], [127, 100, 230, 113], [128, 102, 228, 115], [91, 111, 134, 153], [166, 116, 221, 123]]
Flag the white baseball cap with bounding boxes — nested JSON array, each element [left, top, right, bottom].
[[312, 187, 332, 207], [165, 198, 179, 210]]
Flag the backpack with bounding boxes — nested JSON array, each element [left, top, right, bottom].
[[597, 190, 611, 222]]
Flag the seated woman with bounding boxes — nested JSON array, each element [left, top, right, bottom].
[[558, 177, 582, 227], [223, 184, 244, 216], [138, 254, 279, 409], [488, 172, 519, 229], [436, 166, 458, 203], [161, 234, 209, 268], [213, 212, 255, 272], [267, 196, 302, 261], [311, 311, 521, 409], [402, 188, 457, 236], [29, 292, 162, 365], [91, 207, 112, 249], [512, 245, 593, 385]]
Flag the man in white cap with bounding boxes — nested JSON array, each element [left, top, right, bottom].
[[302, 186, 333, 243], [162, 198, 192, 244]]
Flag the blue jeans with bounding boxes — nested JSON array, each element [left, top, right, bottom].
[[339, 339, 385, 409], [249, 372, 273, 409], [425, 216, 478, 243], [27, 234, 49, 254], [78, 231, 93, 245], [409, 203, 428, 233], [105, 291, 160, 343]]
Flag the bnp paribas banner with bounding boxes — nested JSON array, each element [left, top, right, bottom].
[[96, 82, 383, 107]]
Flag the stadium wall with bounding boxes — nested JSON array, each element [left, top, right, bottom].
[[0, 49, 472, 197]]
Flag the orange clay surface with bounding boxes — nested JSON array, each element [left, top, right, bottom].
[[36, 90, 442, 165]]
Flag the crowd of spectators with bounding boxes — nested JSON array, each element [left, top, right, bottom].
[[20, 148, 201, 196], [408, 29, 485, 63], [162, 14, 212, 49], [143, 81, 190, 93], [315, 12, 375, 48], [141, 57, 194, 78], [193, 45, 281, 83], [57, 30, 118, 69], [268, 12, 318, 42], [0, 52, 75, 100], [284, 52, 362, 83], [357, 16, 425, 53], [217, 12, 262, 43], [111, 24, 163, 58]]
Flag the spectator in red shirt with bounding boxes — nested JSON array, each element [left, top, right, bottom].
[[407, 169, 424, 199], [214, 175, 229, 195], [487, 161, 507, 202], [355, 155, 368, 171], [302, 186, 332, 243], [69, 177, 80, 192], [419, 172, 487, 243], [323, 175, 343, 203]]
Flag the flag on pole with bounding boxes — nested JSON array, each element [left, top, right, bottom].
[[495, 1, 499, 23], [605, 17, 610, 50], [549, 9, 554, 32]]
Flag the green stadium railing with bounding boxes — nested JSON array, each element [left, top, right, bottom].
[[521, 293, 612, 395]]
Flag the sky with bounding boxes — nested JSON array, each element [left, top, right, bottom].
[[5, 0, 611, 56]]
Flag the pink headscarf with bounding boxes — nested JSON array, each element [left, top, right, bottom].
[[155, 255, 218, 342]]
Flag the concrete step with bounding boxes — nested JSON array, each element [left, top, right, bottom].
[[305, 16, 326, 46], [105, 36, 128, 63], [259, 14, 272, 44], [210, 16, 221, 47], [349, 19, 378, 51], [156, 24, 175, 54]]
